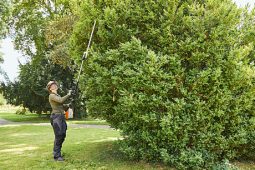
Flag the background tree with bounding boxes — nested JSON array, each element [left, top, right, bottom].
[[71, 0, 255, 169], [1, 59, 74, 114], [0, 0, 10, 37], [1, 0, 85, 117], [0, 0, 11, 82]]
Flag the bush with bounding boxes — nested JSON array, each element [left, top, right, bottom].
[[73, 0, 255, 169], [0, 93, 6, 105], [15, 107, 27, 115]]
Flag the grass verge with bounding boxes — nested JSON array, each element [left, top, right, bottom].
[[0, 124, 169, 170], [0, 110, 254, 169], [0, 111, 109, 125]]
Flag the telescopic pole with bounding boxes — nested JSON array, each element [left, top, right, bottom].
[[75, 20, 96, 90], [70, 20, 96, 118]]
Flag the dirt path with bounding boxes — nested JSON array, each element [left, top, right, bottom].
[[0, 118, 111, 129], [0, 118, 14, 125], [69, 124, 111, 129]]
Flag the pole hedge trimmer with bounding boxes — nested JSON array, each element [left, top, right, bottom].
[[70, 21, 96, 113], [73, 20, 96, 94], [74, 20, 97, 92]]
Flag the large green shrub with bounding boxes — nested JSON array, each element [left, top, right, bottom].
[[72, 0, 255, 169]]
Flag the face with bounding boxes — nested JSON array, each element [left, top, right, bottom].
[[49, 83, 58, 91]]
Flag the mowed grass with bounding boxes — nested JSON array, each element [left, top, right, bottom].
[[0, 111, 254, 169], [0, 111, 169, 170], [0, 112, 50, 123], [0, 124, 171, 170], [0, 110, 109, 125]]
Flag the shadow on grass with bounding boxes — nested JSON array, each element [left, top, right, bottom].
[[233, 154, 255, 169], [65, 141, 173, 170], [67, 140, 255, 170]]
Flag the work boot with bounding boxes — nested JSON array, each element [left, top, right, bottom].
[[54, 157, 64, 161]]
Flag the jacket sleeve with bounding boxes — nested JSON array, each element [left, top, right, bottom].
[[49, 94, 71, 104]]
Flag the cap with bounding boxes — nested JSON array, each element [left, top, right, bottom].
[[46, 81, 57, 91]]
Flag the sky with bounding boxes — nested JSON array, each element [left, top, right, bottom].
[[0, 0, 254, 82], [0, 37, 23, 82]]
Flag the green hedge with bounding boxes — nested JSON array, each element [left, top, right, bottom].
[[72, 0, 255, 169]]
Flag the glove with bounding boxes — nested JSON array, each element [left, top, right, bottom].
[[68, 90, 72, 96], [68, 89, 76, 96], [63, 103, 72, 111], [71, 89, 76, 96]]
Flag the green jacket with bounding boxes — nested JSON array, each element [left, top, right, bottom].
[[49, 92, 71, 114]]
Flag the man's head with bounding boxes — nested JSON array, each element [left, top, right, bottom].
[[46, 81, 58, 93]]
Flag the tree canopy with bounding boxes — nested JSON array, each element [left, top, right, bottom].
[[0, 0, 84, 116], [0, 0, 10, 38], [0, 0, 11, 81]]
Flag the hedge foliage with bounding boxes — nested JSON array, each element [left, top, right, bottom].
[[72, 0, 255, 169]]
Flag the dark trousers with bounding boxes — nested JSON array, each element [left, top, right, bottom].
[[50, 113, 67, 159]]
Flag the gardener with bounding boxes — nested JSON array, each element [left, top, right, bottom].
[[47, 81, 72, 161]]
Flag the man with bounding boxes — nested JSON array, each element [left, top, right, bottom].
[[46, 80, 72, 161]]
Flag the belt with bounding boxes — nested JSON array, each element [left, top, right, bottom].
[[51, 113, 63, 115]]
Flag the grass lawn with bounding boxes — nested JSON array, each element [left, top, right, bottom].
[[0, 112, 50, 123], [0, 111, 254, 169], [0, 123, 170, 170], [0, 109, 109, 125], [69, 120, 109, 125], [0, 111, 169, 170]]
